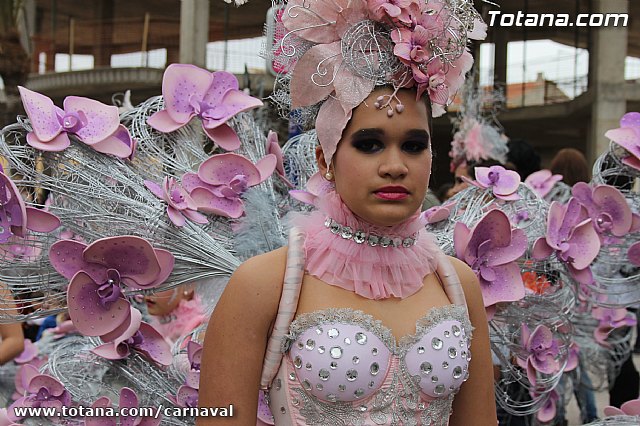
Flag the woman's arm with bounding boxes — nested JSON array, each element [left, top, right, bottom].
[[197, 247, 287, 425], [448, 257, 498, 426], [0, 285, 25, 365]]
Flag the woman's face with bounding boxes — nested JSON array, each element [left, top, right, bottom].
[[320, 88, 432, 227], [144, 288, 184, 317]]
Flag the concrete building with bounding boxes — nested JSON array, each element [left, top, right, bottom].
[[3, 0, 639, 183]]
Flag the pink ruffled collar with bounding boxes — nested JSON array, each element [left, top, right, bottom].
[[290, 192, 439, 299]]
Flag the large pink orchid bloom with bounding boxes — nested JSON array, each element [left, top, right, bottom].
[[144, 177, 208, 227], [533, 198, 601, 285], [9, 373, 71, 421], [572, 182, 640, 244], [454, 209, 527, 318], [49, 236, 174, 339], [181, 152, 276, 218], [147, 64, 262, 151], [470, 165, 521, 201], [604, 112, 640, 171], [516, 324, 561, 387], [18, 87, 135, 158]]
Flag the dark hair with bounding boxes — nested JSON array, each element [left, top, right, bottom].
[[549, 148, 591, 186], [506, 138, 541, 179], [435, 182, 453, 202]]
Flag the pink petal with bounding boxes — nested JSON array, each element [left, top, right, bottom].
[[67, 271, 131, 336], [136, 322, 172, 366], [492, 169, 521, 196], [333, 69, 375, 113], [83, 236, 162, 288], [167, 206, 186, 226], [24, 207, 60, 233], [201, 89, 263, 129], [603, 406, 626, 416], [422, 205, 451, 224], [149, 248, 175, 289], [182, 208, 209, 224], [13, 340, 38, 364], [18, 86, 62, 142], [27, 374, 66, 396], [190, 188, 244, 218], [316, 96, 352, 165], [85, 397, 116, 426], [255, 154, 277, 183], [49, 239, 107, 282], [202, 71, 240, 105], [565, 219, 600, 269], [532, 238, 553, 260], [466, 210, 512, 258], [198, 153, 261, 186], [26, 131, 70, 152], [119, 387, 140, 426], [288, 190, 317, 205], [629, 242, 640, 266], [203, 122, 241, 151], [176, 385, 199, 407], [453, 222, 470, 261], [568, 264, 594, 285], [144, 180, 165, 200], [593, 185, 632, 236], [486, 228, 527, 266], [479, 262, 525, 307], [526, 360, 538, 387], [87, 125, 135, 158], [160, 63, 212, 124], [620, 399, 640, 415], [62, 96, 120, 144], [146, 109, 187, 133], [537, 395, 557, 423], [281, 0, 340, 43]]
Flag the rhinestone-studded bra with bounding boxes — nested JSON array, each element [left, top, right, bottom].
[[261, 228, 472, 426]]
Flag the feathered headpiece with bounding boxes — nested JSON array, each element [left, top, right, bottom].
[[267, 0, 487, 165], [449, 75, 509, 171]]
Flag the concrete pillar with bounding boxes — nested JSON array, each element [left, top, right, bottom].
[[93, 0, 115, 67], [493, 29, 508, 89], [179, 0, 210, 67], [588, 0, 628, 163]]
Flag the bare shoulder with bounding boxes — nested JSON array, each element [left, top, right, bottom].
[[446, 256, 485, 315], [226, 246, 289, 312]]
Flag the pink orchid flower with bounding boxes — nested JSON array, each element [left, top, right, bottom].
[[592, 307, 637, 348], [289, 172, 335, 206], [603, 398, 640, 417], [18, 86, 135, 158], [368, 0, 420, 24], [181, 152, 276, 218], [468, 165, 521, 201], [9, 373, 71, 420], [516, 324, 561, 387], [524, 169, 563, 199], [266, 130, 294, 187], [0, 169, 60, 244], [91, 307, 172, 366], [532, 199, 601, 285], [85, 387, 161, 426], [572, 182, 640, 244], [629, 241, 640, 266], [604, 112, 640, 171], [144, 176, 208, 227], [49, 236, 174, 338], [185, 340, 202, 389], [147, 64, 262, 151], [454, 209, 527, 318]]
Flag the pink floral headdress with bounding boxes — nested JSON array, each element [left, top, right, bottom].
[[268, 0, 487, 165]]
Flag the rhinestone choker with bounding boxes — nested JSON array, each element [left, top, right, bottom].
[[324, 217, 418, 248]]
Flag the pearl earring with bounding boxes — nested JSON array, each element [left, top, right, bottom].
[[325, 171, 334, 181]]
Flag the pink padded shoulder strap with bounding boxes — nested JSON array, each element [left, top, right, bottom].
[[260, 227, 306, 389]]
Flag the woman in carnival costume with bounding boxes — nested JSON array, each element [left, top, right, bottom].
[[198, 0, 497, 424]]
